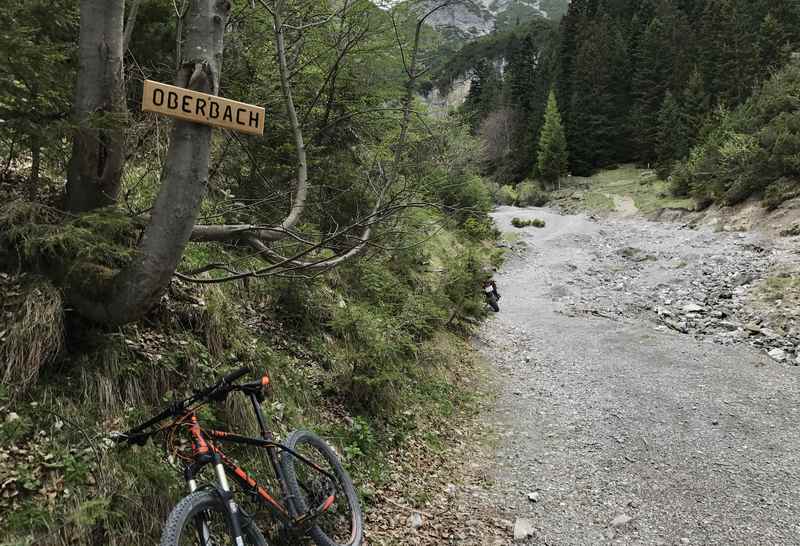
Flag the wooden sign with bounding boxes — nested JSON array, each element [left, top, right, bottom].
[[142, 79, 265, 136]]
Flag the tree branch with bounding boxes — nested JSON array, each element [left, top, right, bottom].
[[123, 0, 142, 52]]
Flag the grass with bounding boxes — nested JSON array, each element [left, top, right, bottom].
[[759, 273, 800, 303], [557, 165, 696, 215], [0, 277, 63, 395], [0, 206, 498, 546]]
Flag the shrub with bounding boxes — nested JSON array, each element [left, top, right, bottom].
[[764, 177, 800, 210], [670, 63, 800, 207], [462, 216, 497, 240], [511, 217, 546, 228], [432, 172, 492, 220], [496, 185, 518, 205], [516, 180, 549, 206]]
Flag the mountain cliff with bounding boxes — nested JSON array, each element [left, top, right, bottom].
[[422, 0, 568, 39]]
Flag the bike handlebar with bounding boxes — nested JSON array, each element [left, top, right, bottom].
[[222, 366, 251, 385], [115, 366, 253, 444]]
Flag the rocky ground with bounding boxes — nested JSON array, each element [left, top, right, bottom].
[[462, 206, 800, 545]]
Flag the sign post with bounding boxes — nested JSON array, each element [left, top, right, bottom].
[[142, 80, 265, 136]]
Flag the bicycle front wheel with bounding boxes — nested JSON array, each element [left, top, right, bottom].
[[281, 430, 363, 546], [160, 490, 269, 546]]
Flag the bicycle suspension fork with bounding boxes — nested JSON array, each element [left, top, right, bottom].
[[188, 417, 247, 546]]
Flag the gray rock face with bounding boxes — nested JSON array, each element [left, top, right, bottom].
[[411, 0, 567, 39]]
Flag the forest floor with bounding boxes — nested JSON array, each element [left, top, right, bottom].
[[451, 205, 800, 545]]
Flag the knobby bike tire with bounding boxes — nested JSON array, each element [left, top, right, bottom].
[[160, 490, 269, 546], [280, 430, 364, 546]]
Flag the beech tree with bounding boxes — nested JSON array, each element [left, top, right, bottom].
[[66, 0, 127, 213], [59, 0, 445, 325]]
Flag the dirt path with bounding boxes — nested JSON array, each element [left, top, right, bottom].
[[607, 194, 638, 217], [472, 207, 800, 545]]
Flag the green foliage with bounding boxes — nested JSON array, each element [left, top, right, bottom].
[[496, 185, 518, 205], [516, 180, 549, 206], [764, 178, 800, 210], [0, 1, 504, 543], [511, 217, 545, 228], [0, 0, 78, 190], [670, 63, 800, 207], [536, 90, 569, 185], [339, 416, 376, 462], [462, 60, 502, 132], [433, 172, 492, 221], [0, 202, 137, 270], [67, 498, 116, 528], [440, 0, 800, 185], [656, 91, 690, 176], [462, 217, 497, 240]]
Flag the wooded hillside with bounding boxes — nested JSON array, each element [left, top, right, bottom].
[[444, 0, 800, 208]]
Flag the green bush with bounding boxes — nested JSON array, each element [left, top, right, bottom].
[[764, 177, 800, 210], [462, 216, 497, 240], [496, 185, 518, 205], [516, 180, 549, 206], [432, 172, 492, 221], [671, 63, 800, 207], [511, 217, 546, 228]]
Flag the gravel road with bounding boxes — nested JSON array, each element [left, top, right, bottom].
[[473, 207, 800, 545]]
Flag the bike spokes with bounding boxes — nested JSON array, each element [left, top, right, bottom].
[[292, 443, 357, 543], [185, 509, 231, 546]]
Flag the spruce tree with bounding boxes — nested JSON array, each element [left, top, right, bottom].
[[630, 16, 673, 163], [759, 14, 790, 72], [682, 67, 709, 143], [655, 91, 689, 173], [537, 89, 569, 189], [463, 60, 500, 133]]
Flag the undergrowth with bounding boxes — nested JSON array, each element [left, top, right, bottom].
[[0, 209, 499, 545]]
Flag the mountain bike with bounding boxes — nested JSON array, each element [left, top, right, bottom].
[[113, 366, 363, 546]]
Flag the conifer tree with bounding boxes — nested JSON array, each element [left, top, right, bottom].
[[463, 60, 500, 133], [682, 67, 709, 143], [759, 14, 790, 72], [630, 16, 673, 162], [537, 89, 568, 188], [655, 90, 689, 173]]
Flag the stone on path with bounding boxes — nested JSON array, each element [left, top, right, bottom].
[[682, 303, 704, 314], [610, 514, 633, 527], [408, 512, 423, 529], [768, 348, 786, 362], [513, 518, 534, 541]]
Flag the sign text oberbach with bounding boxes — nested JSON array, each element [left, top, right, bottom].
[[142, 80, 265, 136]]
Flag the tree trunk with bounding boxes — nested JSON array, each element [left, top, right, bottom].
[[123, 0, 141, 52], [71, 0, 231, 325], [66, 0, 126, 213]]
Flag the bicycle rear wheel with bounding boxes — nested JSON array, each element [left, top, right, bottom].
[[281, 430, 363, 546], [160, 490, 269, 546]]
